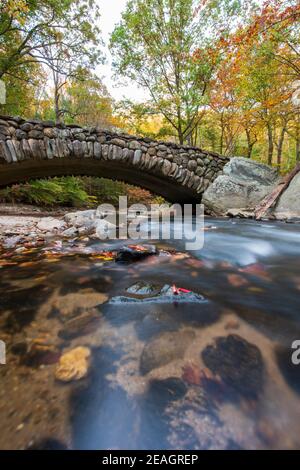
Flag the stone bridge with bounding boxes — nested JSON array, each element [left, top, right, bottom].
[[0, 115, 229, 202]]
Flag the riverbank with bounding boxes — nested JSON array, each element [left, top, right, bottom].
[[0, 205, 66, 250], [1, 201, 300, 252]]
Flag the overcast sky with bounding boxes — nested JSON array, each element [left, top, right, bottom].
[[96, 0, 149, 102]]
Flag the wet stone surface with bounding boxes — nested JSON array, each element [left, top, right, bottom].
[[110, 282, 206, 304], [115, 244, 158, 263]]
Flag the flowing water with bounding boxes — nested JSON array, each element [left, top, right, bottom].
[[0, 218, 300, 450]]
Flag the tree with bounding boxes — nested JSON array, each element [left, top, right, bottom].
[[201, 0, 298, 166], [115, 99, 173, 139], [0, 47, 48, 117], [62, 70, 116, 128], [0, 0, 102, 86], [110, 0, 217, 144], [228, 0, 300, 79]]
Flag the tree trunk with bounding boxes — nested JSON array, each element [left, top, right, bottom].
[[245, 128, 256, 158], [220, 113, 224, 154], [177, 119, 184, 145], [178, 131, 184, 145], [53, 70, 61, 125], [296, 116, 300, 162], [54, 88, 61, 124], [267, 123, 274, 165], [297, 136, 300, 163], [276, 126, 286, 169], [191, 125, 198, 147]]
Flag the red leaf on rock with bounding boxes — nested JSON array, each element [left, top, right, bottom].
[[182, 364, 202, 385]]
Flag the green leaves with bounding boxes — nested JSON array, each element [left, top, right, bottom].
[[0, 177, 95, 207], [0, 0, 103, 80], [110, 0, 210, 144]]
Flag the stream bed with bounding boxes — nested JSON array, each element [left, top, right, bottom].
[[0, 217, 300, 449]]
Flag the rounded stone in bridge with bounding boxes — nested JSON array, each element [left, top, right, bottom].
[[0, 116, 228, 203]]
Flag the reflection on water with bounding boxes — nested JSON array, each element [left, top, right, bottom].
[[1, 218, 300, 449]]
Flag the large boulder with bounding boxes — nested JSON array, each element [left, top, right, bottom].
[[202, 157, 280, 215], [273, 171, 300, 220]]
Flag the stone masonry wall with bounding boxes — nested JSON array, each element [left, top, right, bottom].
[[0, 115, 229, 200]]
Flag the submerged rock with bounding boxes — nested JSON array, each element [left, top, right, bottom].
[[141, 375, 233, 450], [140, 330, 195, 375], [21, 342, 61, 367], [11, 340, 28, 356], [27, 438, 68, 450], [147, 377, 188, 406], [58, 310, 101, 340], [202, 334, 264, 399], [202, 157, 279, 215], [115, 244, 157, 263], [275, 345, 300, 395], [55, 346, 91, 382]]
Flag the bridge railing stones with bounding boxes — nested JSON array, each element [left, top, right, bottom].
[[0, 115, 229, 197]]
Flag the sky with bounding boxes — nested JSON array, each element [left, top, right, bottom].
[[94, 0, 266, 103], [96, 0, 149, 102]]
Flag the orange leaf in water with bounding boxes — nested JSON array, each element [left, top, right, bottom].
[[34, 276, 47, 282], [0, 260, 17, 267], [19, 261, 36, 267], [91, 251, 115, 261], [127, 244, 148, 252], [227, 273, 249, 287], [185, 258, 205, 268], [248, 287, 264, 293], [239, 263, 270, 280], [22, 248, 36, 254]]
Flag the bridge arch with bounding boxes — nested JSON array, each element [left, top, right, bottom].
[[0, 116, 229, 203]]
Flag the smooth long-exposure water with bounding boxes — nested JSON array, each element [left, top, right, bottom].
[[0, 218, 300, 449]]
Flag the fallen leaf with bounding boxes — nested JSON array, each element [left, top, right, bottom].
[[227, 273, 249, 287]]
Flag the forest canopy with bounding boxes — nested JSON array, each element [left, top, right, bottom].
[[0, 0, 299, 175]]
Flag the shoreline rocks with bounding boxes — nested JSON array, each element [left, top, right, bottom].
[[202, 157, 300, 222]]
